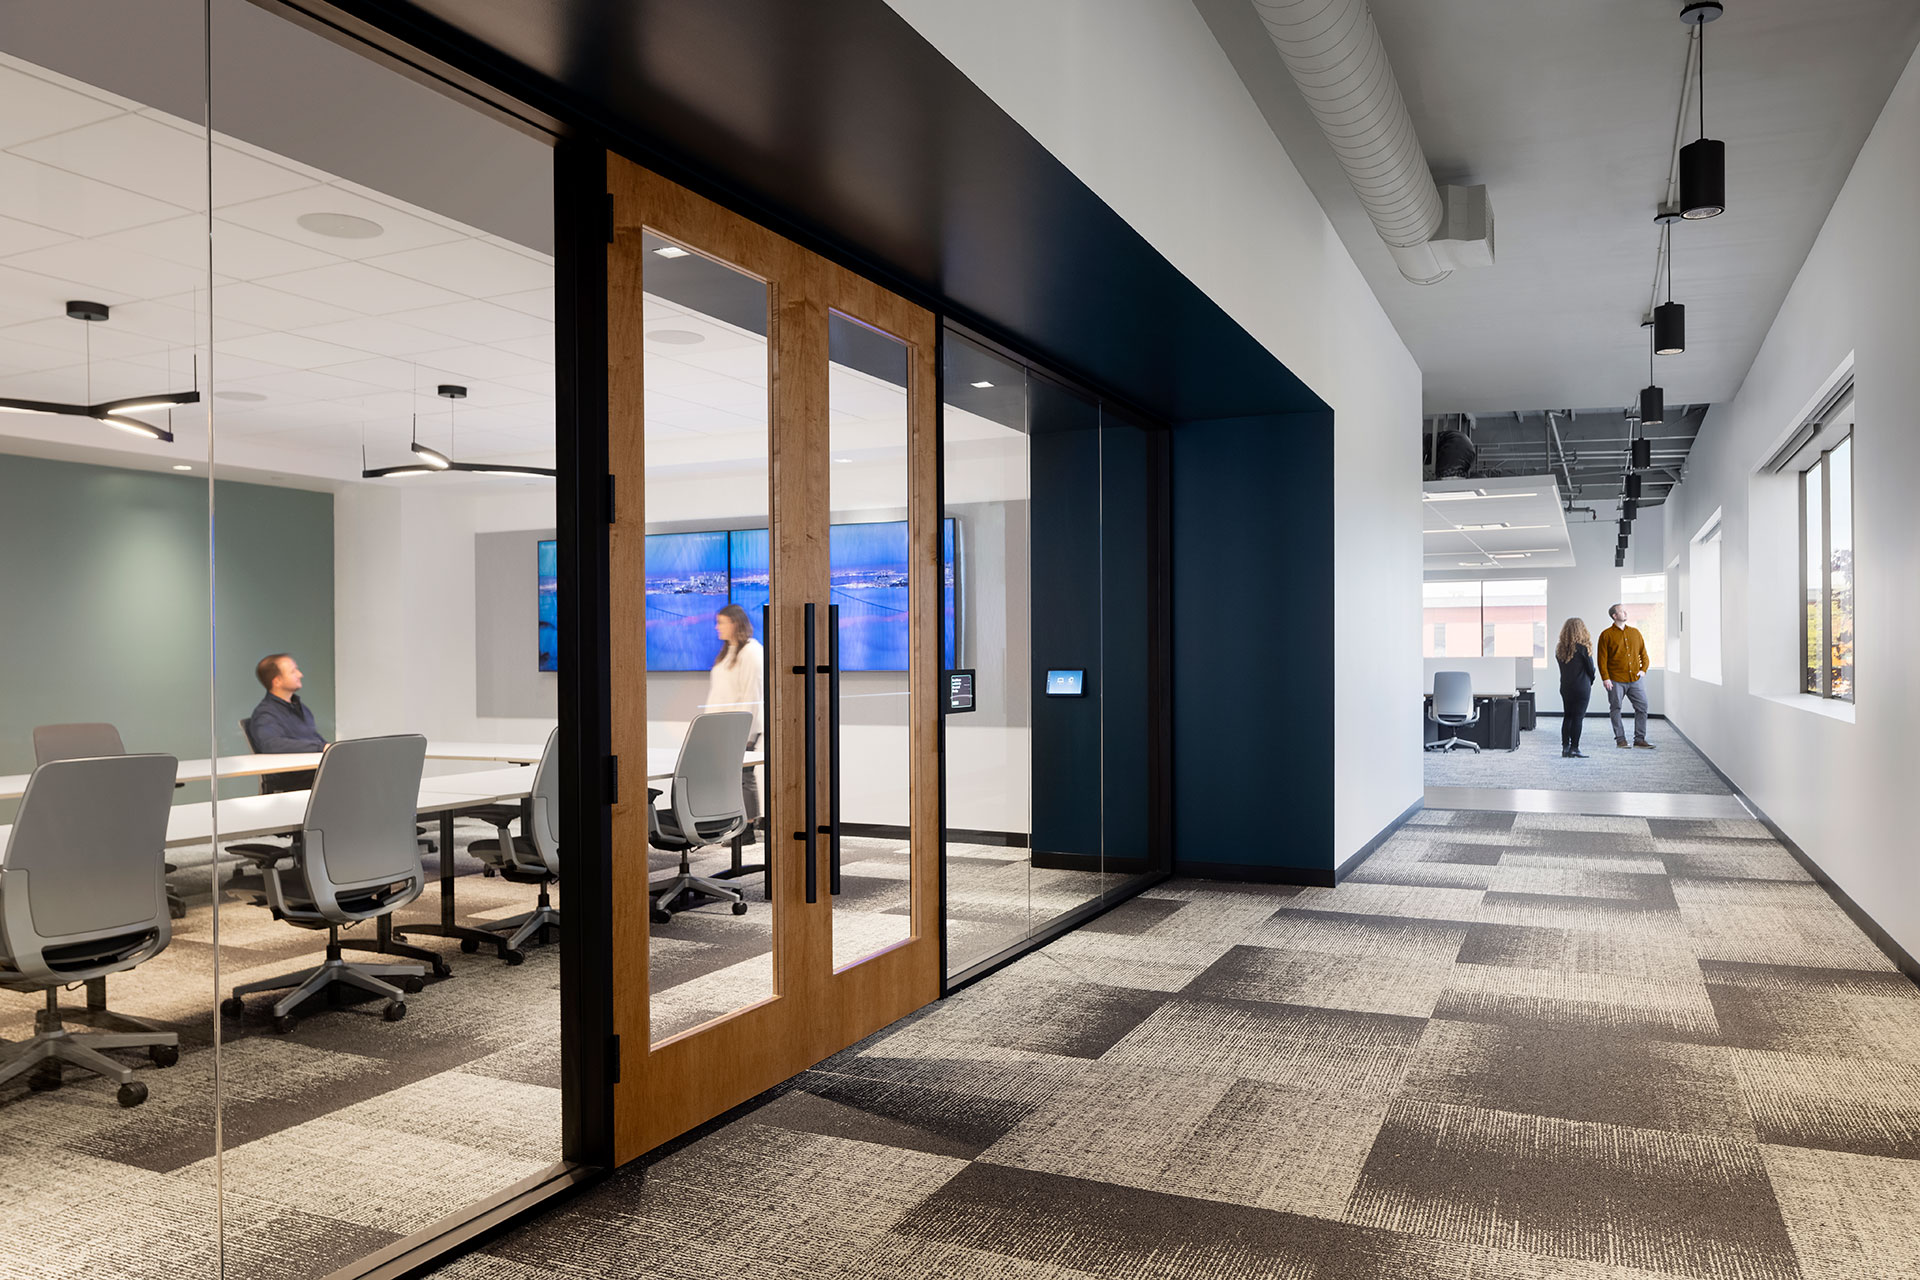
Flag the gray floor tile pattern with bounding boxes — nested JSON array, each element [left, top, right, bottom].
[[434, 807, 1920, 1280]]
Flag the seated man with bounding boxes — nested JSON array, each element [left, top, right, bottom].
[[247, 653, 326, 793]]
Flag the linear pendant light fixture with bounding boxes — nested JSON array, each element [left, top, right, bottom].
[[1678, 2, 1726, 219], [0, 302, 198, 442], [361, 383, 555, 479]]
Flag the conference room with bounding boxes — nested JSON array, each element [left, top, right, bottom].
[[0, 4, 1170, 1275]]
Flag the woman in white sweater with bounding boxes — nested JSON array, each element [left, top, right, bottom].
[[706, 604, 764, 841]]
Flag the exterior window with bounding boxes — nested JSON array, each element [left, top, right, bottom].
[[1422, 579, 1548, 669], [1801, 434, 1855, 701], [1619, 574, 1667, 670]]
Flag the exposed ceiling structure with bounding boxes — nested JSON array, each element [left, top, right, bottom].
[[1200, 0, 1920, 414], [1427, 403, 1708, 521], [1422, 475, 1574, 571]]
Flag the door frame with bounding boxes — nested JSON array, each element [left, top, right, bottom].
[[605, 153, 941, 1162]]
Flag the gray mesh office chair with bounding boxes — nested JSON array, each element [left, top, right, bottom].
[[33, 723, 185, 920], [1426, 670, 1482, 753], [468, 727, 560, 956], [649, 712, 754, 919], [219, 734, 429, 1031], [0, 754, 181, 1108]]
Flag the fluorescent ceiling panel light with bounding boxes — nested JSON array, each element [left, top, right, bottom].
[[172, 464, 193, 471], [653, 246, 691, 259], [969, 380, 994, 388], [1423, 490, 1539, 503]]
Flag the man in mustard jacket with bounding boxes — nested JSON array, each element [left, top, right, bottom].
[[1597, 603, 1656, 749]]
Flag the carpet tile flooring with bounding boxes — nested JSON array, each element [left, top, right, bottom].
[[434, 807, 1920, 1280], [1425, 718, 1731, 794]]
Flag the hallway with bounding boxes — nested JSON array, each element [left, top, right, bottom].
[[431, 808, 1920, 1280]]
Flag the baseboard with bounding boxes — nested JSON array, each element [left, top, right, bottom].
[[1172, 860, 1336, 888], [1335, 797, 1424, 884], [946, 828, 1029, 848], [1029, 852, 1151, 874], [1659, 719, 1920, 989]]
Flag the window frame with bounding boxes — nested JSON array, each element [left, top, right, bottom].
[[1798, 427, 1854, 702]]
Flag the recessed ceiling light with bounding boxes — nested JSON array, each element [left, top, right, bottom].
[[297, 211, 384, 239], [653, 246, 691, 259], [214, 391, 267, 403], [1424, 490, 1537, 502], [172, 464, 192, 471], [647, 329, 704, 345], [833, 457, 852, 463], [970, 380, 994, 388]]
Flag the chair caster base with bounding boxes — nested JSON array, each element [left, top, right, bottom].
[[220, 996, 245, 1018], [384, 1001, 407, 1022], [272, 1013, 297, 1034], [460, 936, 481, 954], [28, 1064, 61, 1092], [150, 1044, 179, 1068], [731, 901, 748, 915], [117, 1082, 147, 1109]]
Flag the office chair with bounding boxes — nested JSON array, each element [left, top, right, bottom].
[[238, 717, 435, 856], [648, 711, 754, 921], [1426, 670, 1482, 753], [0, 754, 182, 1108], [33, 722, 185, 921], [219, 734, 430, 1031], [467, 727, 560, 957]]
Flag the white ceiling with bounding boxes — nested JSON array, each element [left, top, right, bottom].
[[0, 50, 1021, 500], [1198, 0, 1920, 415], [1422, 475, 1574, 569]]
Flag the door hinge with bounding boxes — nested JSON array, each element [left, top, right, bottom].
[[608, 1033, 621, 1084], [605, 472, 616, 524], [605, 192, 615, 244], [604, 754, 619, 805]]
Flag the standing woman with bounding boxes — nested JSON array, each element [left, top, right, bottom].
[[1556, 617, 1597, 758], [708, 604, 765, 841]]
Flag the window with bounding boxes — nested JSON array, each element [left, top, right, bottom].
[[1691, 515, 1723, 685], [1619, 574, 1667, 670], [1800, 432, 1854, 700], [1422, 578, 1548, 667]]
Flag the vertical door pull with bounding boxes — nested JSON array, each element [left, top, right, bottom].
[[793, 601, 818, 904], [826, 604, 842, 895]]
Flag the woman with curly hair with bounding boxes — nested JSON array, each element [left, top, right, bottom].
[[1555, 617, 1597, 758]]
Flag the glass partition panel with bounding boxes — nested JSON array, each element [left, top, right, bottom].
[[941, 334, 1033, 977], [640, 230, 774, 1044], [205, 6, 561, 1274], [1422, 580, 1481, 658], [826, 310, 915, 970], [1481, 577, 1548, 672], [0, 7, 218, 1273]]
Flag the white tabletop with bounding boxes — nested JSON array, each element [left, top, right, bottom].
[[0, 740, 549, 801]]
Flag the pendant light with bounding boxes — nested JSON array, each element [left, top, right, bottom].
[[0, 302, 198, 442], [1625, 473, 1643, 501], [1632, 437, 1653, 471], [1638, 320, 1665, 427], [1653, 222, 1685, 354], [1678, 2, 1725, 219], [361, 382, 556, 479]]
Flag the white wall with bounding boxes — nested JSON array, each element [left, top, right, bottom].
[[334, 482, 558, 768], [1424, 518, 1670, 714], [1661, 43, 1920, 959], [882, 0, 1426, 864]]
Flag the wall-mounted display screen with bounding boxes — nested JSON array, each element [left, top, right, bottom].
[[645, 530, 731, 671], [537, 539, 558, 672], [1045, 669, 1086, 697], [540, 519, 958, 671], [946, 669, 976, 713]]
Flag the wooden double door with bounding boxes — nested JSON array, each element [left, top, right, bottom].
[[605, 155, 941, 1159]]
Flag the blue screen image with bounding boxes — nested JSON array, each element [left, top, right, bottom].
[[537, 539, 558, 672], [545, 520, 957, 672], [646, 530, 731, 671], [1046, 669, 1084, 697]]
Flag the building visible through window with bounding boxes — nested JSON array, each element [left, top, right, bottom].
[[1620, 574, 1667, 670], [1801, 431, 1854, 701], [1422, 579, 1548, 670]]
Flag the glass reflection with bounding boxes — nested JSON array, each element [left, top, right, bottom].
[[641, 231, 775, 1044]]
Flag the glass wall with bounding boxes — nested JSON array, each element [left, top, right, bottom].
[[0, 3, 562, 1275], [1423, 579, 1548, 674], [940, 330, 1166, 980]]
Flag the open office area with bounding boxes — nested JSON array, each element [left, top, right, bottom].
[[7, 0, 1920, 1277]]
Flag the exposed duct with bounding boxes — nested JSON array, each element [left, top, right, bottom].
[[1253, 0, 1492, 284]]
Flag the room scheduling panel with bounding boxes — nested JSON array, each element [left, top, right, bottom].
[[1044, 669, 1086, 697]]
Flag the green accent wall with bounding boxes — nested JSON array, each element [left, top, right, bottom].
[[0, 453, 333, 804]]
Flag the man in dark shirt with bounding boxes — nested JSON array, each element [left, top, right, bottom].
[[248, 653, 326, 792]]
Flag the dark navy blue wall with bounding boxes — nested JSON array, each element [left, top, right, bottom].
[[1171, 412, 1334, 882]]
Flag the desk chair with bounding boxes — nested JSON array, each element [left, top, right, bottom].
[[0, 754, 181, 1108], [468, 727, 560, 957], [33, 723, 185, 921], [220, 735, 429, 1032], [648, 712, 754, 921], [1426, 671, 1482, 753]]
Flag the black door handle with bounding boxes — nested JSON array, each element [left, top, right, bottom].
[[826, 603, 841, 896], [793, 601, 818, 903]]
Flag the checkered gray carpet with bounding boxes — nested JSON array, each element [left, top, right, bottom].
[[435, 808, 1920, 1280], [1426, 717, 1732, 794]]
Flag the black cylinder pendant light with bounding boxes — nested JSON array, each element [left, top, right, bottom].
[[1679, 3, 1726, 219], [1632, 437, 1653, 470], [1653, 222, 1685, 354], [1639, 320, 1665, 426], [1625, 473, 1643, 500]]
